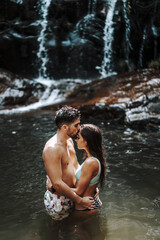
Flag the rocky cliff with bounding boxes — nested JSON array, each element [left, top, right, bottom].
[[0, 0, 160, 79]]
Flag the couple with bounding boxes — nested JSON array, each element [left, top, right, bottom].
[[43, 106, 106, 220]]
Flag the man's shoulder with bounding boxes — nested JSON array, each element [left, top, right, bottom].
[[44, 143, 63, 154], [43, 142, 64, 161]]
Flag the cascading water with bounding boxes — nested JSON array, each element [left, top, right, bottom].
[[139, 27, 147, 68], [99, 0, 117, 78], [0, 0, 63, 115], [122, 0, 131, 70], [88, 0, 97, 14], [0, 0, 91, 115], [99, 0, 132, 77], [37, 0, 52, 80]]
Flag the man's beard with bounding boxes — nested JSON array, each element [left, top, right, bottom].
[[67, 130, 79, 139]]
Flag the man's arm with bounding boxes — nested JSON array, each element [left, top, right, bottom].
[[43, 146, 94, 208]]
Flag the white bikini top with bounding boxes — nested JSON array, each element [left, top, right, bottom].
[[75, 157, 101, 185]]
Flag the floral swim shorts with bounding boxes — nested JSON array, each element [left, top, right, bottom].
[[44, 190, 74, 220]]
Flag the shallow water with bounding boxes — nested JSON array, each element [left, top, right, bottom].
[[0, 112, 160, 240]]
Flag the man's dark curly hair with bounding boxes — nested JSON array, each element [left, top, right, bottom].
[[55, 106, 81, 129]]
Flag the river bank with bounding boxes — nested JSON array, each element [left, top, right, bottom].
[[1, 68, 159, 130]]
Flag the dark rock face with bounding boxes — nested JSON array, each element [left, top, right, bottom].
[[0, 0, 39, 78], [128, 0, 160, 69], [47, 13, 105, 79], [0, 0, 160, 79]]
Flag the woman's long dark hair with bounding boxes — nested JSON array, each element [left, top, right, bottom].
[[80, 124, 107, 188]]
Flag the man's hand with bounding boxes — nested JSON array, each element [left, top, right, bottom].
[[80, 196, 95, 209]]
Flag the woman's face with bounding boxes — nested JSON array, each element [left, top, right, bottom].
[[75, 132, 87, 150]]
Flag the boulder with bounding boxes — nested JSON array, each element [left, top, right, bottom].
[[0, 69, 45, 107], [65, 68, 160, 129]]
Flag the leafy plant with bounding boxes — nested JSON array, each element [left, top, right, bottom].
[[148, 57, 160, 69]]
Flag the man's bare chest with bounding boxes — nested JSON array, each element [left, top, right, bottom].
[[61, 147, 75, 168]]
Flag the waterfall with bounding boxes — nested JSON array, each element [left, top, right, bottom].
[[0, 88, 64, 115], [88, 0, 97, 14], [100, 0, 117, 78], [37, 0, 52, 80], [139, 27, 147, 68], [0, 0, 93, 115], [122, 0, 131, 70]]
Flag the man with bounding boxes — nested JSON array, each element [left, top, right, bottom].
[[43, 106, 94, 220]]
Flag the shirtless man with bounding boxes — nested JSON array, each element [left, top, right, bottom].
[[43, 106, 94, 220]]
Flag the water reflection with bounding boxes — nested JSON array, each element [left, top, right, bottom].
[[41, 212, 107, 240], [0, 113, 160, 240]]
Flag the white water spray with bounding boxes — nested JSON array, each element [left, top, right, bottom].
[[37, 0, 52, 79], [100, 0, 117, 78], [0, 88, 63, 115], [0, 77, 92, 115]]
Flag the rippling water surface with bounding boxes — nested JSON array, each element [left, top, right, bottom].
[[0, 113, 160, 240]]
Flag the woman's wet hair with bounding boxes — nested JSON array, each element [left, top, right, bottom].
[[80, 124, 107, 188], [55, 106, 81, 129]]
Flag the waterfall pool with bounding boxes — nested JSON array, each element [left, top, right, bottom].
[[0, 112, 160, 240]]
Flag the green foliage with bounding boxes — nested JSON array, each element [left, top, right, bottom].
[[148, 57, 160, 69]]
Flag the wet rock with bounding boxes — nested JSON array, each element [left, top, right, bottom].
[[65, 68, 160, 129], [0, 69, 45, 106], [79, 104, 125, 124], [0, 67, 160, 130]]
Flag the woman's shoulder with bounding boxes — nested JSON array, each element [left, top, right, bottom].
[[84, 157, 99, 169], [86, 156, 99, 162]]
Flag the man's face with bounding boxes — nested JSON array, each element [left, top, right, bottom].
[[67, 118, 80, 139]]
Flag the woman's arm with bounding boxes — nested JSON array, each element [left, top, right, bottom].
[[44, 146, 94, 208], [71, 158, 98, 196]]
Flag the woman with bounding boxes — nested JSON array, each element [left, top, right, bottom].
[[72, 124, 106, 211], [46, 123, 106, 214]]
